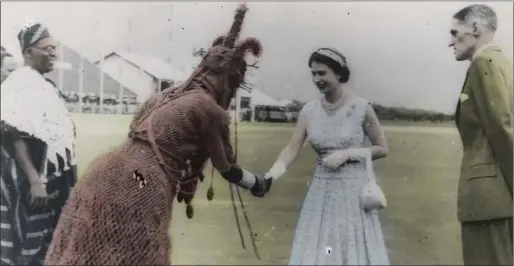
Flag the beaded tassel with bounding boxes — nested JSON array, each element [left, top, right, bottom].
[[207, 165, 215, 201]]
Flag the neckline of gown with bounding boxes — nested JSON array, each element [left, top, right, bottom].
[[319, 94, 356, 118]]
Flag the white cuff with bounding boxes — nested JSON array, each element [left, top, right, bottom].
[[266, 161, 286, 180], [238, 168, 256, 189]]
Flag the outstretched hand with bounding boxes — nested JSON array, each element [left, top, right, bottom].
[[251, 173, 272, 198], [263, 172, 274, 180]]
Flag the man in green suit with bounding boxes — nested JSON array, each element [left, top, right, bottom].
[[449, 4, 513, 265]]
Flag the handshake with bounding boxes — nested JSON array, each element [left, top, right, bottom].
[[250, 173, 273, 198], [247, 162, 286, 198]]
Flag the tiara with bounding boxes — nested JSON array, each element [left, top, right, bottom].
[[315, 48, 347, 67]]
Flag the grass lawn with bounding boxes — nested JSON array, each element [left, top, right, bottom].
[[73, 113, 463, 265]]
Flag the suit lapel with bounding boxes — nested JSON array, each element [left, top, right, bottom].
[[455, 70, 470, 125], [455, 44, 502, 126]]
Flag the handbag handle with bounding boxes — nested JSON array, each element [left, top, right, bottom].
[[365, 149, 375, 182]]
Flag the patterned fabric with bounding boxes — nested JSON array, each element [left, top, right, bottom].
[[0, 145, 19, 266], [0, 66, 77, 266], [0, 145, 76, 266], [17, 23, 50, 51], [288, 95, 390, 265], [43, 89, 238, 265], [1, 66, 77, 184]]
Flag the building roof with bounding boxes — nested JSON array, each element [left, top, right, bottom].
[[45, 41, 138, 98], [95, 51, 186, 81]]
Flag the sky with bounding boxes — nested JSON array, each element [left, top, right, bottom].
[[1, 1, 513, 114]]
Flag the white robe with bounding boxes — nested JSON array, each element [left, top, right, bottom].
[[1, 66, 76, 183]]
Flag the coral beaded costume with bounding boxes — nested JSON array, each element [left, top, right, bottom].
[[43, 4, 272, 265]]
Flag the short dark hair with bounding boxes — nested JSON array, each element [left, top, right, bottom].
[[453, 4, 498, 32], [308, 52, 350, 83]]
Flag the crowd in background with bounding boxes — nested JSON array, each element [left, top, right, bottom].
[[61, 92, 140, 114]]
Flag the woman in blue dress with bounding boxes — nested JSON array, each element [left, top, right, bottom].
[[264, 48, 390, 265]]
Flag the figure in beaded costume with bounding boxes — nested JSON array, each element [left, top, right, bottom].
[[43, 4, 272, 265]]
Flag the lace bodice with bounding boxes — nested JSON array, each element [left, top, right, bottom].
[[302, 95, 370, 178]]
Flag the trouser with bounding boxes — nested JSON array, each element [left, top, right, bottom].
[[461, 217, 513, 265]]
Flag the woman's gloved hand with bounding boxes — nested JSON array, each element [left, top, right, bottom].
[[322, 148, 371, 170], [264, 161, 286, 180], [322, 150, 350, 170]]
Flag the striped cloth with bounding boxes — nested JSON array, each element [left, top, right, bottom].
[[17, 23, 50, 52], [1, 143, 76, 265]]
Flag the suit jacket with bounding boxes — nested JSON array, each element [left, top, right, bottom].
[[455, 45, 513, 222]]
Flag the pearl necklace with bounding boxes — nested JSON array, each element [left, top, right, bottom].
[[322, 95, 345, 111]]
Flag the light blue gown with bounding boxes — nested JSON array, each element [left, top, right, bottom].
[[288, 95, 390, 265]]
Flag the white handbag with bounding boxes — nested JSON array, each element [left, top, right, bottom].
[[360, 150, 387, 211]]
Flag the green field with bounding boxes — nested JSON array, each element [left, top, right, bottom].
[[73, 113, 464, 265]]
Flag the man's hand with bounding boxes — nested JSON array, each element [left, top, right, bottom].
[[28, 180, 48, 209], [250, 173, 272, 198]]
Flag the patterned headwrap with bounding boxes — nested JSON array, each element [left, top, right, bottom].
[[311, 47, 348, 68], [17, 23, 51, 52]]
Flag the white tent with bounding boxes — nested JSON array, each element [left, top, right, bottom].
[[279, 99, 294, 106], [238, 88, 286, 107], [250, 89, 286, 107], [235, 88, 288, 122]]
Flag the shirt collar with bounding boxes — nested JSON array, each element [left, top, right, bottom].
[[471, 42, 497, 61]]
